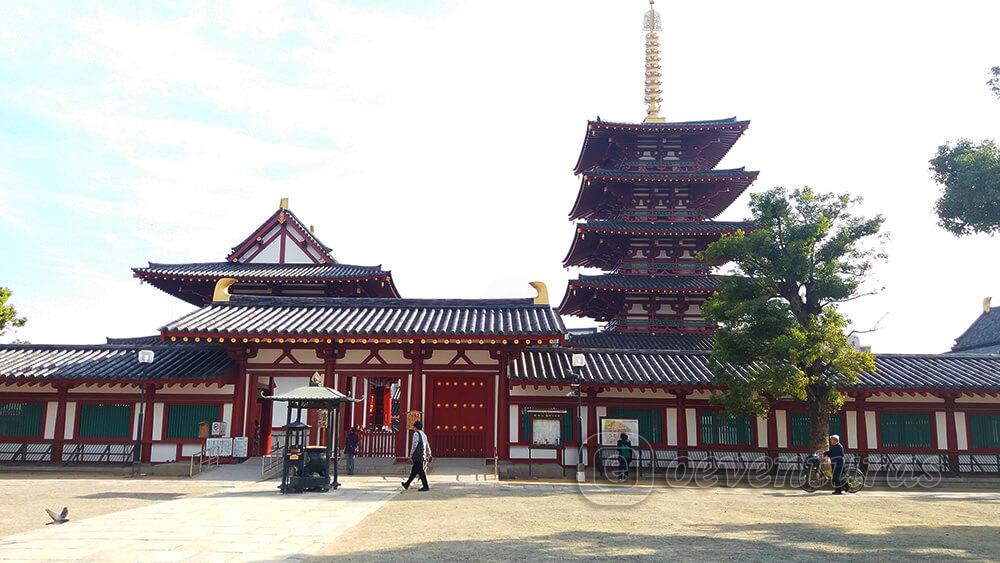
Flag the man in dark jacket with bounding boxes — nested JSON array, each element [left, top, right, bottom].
[[824, 434, 845, 495], [344, 427, 359, 475], [401, 420, 431, 491]]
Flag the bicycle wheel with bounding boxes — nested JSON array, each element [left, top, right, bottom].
[[799, 468, 821, 492], [845, 468, 865, 493]]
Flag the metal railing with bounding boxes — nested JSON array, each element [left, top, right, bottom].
[[62, 443, 134, 464], [189, 445, 221, 477], [261, 443, 286, 480], [358, 430, 396, 458]]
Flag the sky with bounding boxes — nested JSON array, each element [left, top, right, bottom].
[[1, 0, 999, 353]]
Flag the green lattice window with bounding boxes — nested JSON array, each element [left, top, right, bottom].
[[608, 407, 663, 444], [789, 412, 843, 447], [699, 411, 753, 446], [78, 403, 132, 439], [0, 402, 44, 437], [166, 404, 220, 439], [520, 407, 573, 444], [968, 414, 1000, 449], [879, 412, 932, 448]]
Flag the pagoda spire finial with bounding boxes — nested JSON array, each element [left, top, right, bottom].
[[642, 0, 665, 123]]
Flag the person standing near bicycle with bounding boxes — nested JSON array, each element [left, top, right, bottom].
[[824, 434, 845, 495]]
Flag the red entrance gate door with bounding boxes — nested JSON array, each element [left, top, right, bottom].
[[429, 376, 487, 457]]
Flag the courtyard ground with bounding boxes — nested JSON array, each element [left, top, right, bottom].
[[315, 480, 1000, 561], [0, 468, 998, 561]]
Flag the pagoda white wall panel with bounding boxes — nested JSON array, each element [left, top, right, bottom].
[[776, 410, 789, 448], [150, 444, 176, 463], [865, 411, 877, 449], [152, 403, 164, 440], [756, 416, 767, 448], [955, 412, 968, 450], [666, 407, 678, 445], [846, 411, 858, 449], [63, 403, 76, 439], [44, 402, 58, 439], [936, 412, 948, 450], [685, 408, 697, 446]]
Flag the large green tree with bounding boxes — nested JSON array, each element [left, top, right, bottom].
[[930, 67, 1000, 236], [701, 187, 883, 452], [0, 287, 27, 338]]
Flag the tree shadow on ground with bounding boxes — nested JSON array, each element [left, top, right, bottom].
[[307, 523, 1000, 562]]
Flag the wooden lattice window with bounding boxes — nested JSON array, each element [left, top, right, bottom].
[[789, 413, 843, 447], [879, 412, 932, 448], [699, 411, 753, 446], [968, 414, 1000, 449], [166, 404, 220, 439], [78, 403, 132, 439], [0, 402, 43, 438]]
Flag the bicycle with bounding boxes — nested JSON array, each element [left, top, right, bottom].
[[799, 452, 865, 493]]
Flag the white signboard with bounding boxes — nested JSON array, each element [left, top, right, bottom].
[[205, 438, 233, 457], [531, 418, 562, 446], [600, 418, 640, 446], [211, 422, 228, 437], [232, 437, 249, 458]]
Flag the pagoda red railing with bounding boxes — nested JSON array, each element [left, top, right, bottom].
[[611, 318, 716, 334], [621, 209, 705, 222], [617, 261, 708, 276]]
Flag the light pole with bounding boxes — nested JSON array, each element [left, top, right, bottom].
[[134, 349, 155, 476], [570, 353, 587, 483]]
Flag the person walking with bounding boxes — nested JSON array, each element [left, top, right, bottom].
[[401, 420, 431, 491], [825, 434, 846, 495], [344, 426, 359, 475]]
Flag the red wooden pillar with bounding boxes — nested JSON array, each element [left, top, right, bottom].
[[51, 385, 70, 463], [944, 395, 959, 474], [394, 352, 413, 460], [230, 351, 248, 439], [497, 354, 510, 461], [486, 371, 496, 460], [854, 393, 869, 473], [321, 346, 339, 447], [766, 408, 778, 468], [335, 367, 351, 449], [245, 373, 262, 448], [141, 384, 156, 463], [586, 389, 598, 467]]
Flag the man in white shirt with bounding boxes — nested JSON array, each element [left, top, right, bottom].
[[401, 420, 431, 491]]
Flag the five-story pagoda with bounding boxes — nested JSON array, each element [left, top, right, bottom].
[[560, 0, 758, 351]]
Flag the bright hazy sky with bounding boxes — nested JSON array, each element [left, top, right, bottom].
[[2, 1, 999, 353]]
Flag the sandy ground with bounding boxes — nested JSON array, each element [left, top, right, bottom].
[[315, 482, 1000, 561], [0, 472, 229, 537]]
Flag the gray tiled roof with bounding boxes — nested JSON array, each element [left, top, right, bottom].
[[590, 117, 749, 129], [510, 349, 1000, 391], [0, 344, 234, 382], [134, 262, 388, 280], [567, 332, 715, 351], [585, 167, 757, 180], [161, 297, 566, 339], [952, 308, 1000, 352], [570, 274, 721, 292], [578, 220, 752, 234]]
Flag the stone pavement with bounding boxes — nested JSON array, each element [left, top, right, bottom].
[[0, 476, 399, 561]]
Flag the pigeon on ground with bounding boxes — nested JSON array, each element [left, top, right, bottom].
[[45, 507, 69, 525]]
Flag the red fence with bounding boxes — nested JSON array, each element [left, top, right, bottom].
[[358, 430, 396, 458]]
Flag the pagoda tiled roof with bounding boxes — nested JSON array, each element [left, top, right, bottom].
[[951, 307, 1000, 353], [577, 220, 752, 235], [510, 349, 1000, 391], [0, 344, 234, 383], [569, 274, 721, 293], [588, 117, 750, 132], [134, 262, 390, 282], [567, 332, 714, 351], [227, 207, 335, 262], [161, 296, 565, 341]]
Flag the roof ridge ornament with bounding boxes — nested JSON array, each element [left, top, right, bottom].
[[642, 0, 665, 123]]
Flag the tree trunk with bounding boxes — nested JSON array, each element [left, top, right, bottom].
[[806, 384, 831, 453]]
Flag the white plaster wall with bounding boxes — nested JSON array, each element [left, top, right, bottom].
[[846, 411, 858, 449], [250, 349, 283, 364], [935, 412, 948, 450], [249, 239, 281, 263], [132, 403, 141, 440], [271, 376, 310, 427], [510, 386, 570, 397], [150, 444, 176, 463], [955, 412, 968, 450], [867, 393, 944, 403], [596, 388, 672, 399], [686, 408, 697, 446], [157, 385, 234, 395], [282, 242, 312, 264], [342, 350, 369, 363], [687, 390, 713, 401], [865, 411, 877, 449], [222, 404, 233, 437], [756, 416, 767, 448], [956, 395, 1000, 404], [666, 407, 678, 446], [152, 403, 164, 440], [180, 443, 203, 456], [466, 350, 499, 365], [509, 404, 519, 443], [63, 403, 76, 439], [509, 446, 558, 460], [776, 410, 788, 448], [596, 406, 607, 419], [44, 402, 58, 439], [579, 405, 588, 442], [0, 384, 55, 392], [69, 386, 139, 394], [290, 349, 321, 363]]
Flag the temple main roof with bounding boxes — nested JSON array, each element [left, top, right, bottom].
[[567, 274, 721, 292], [510, 348, 1000, 391], [952, 306, 1000, 353], [583, 167, 757, 183], [161, 296, 565, 341], [134, 262, 391, 282], [566, 331, 715, 351], [0, 344, 234, 384]]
